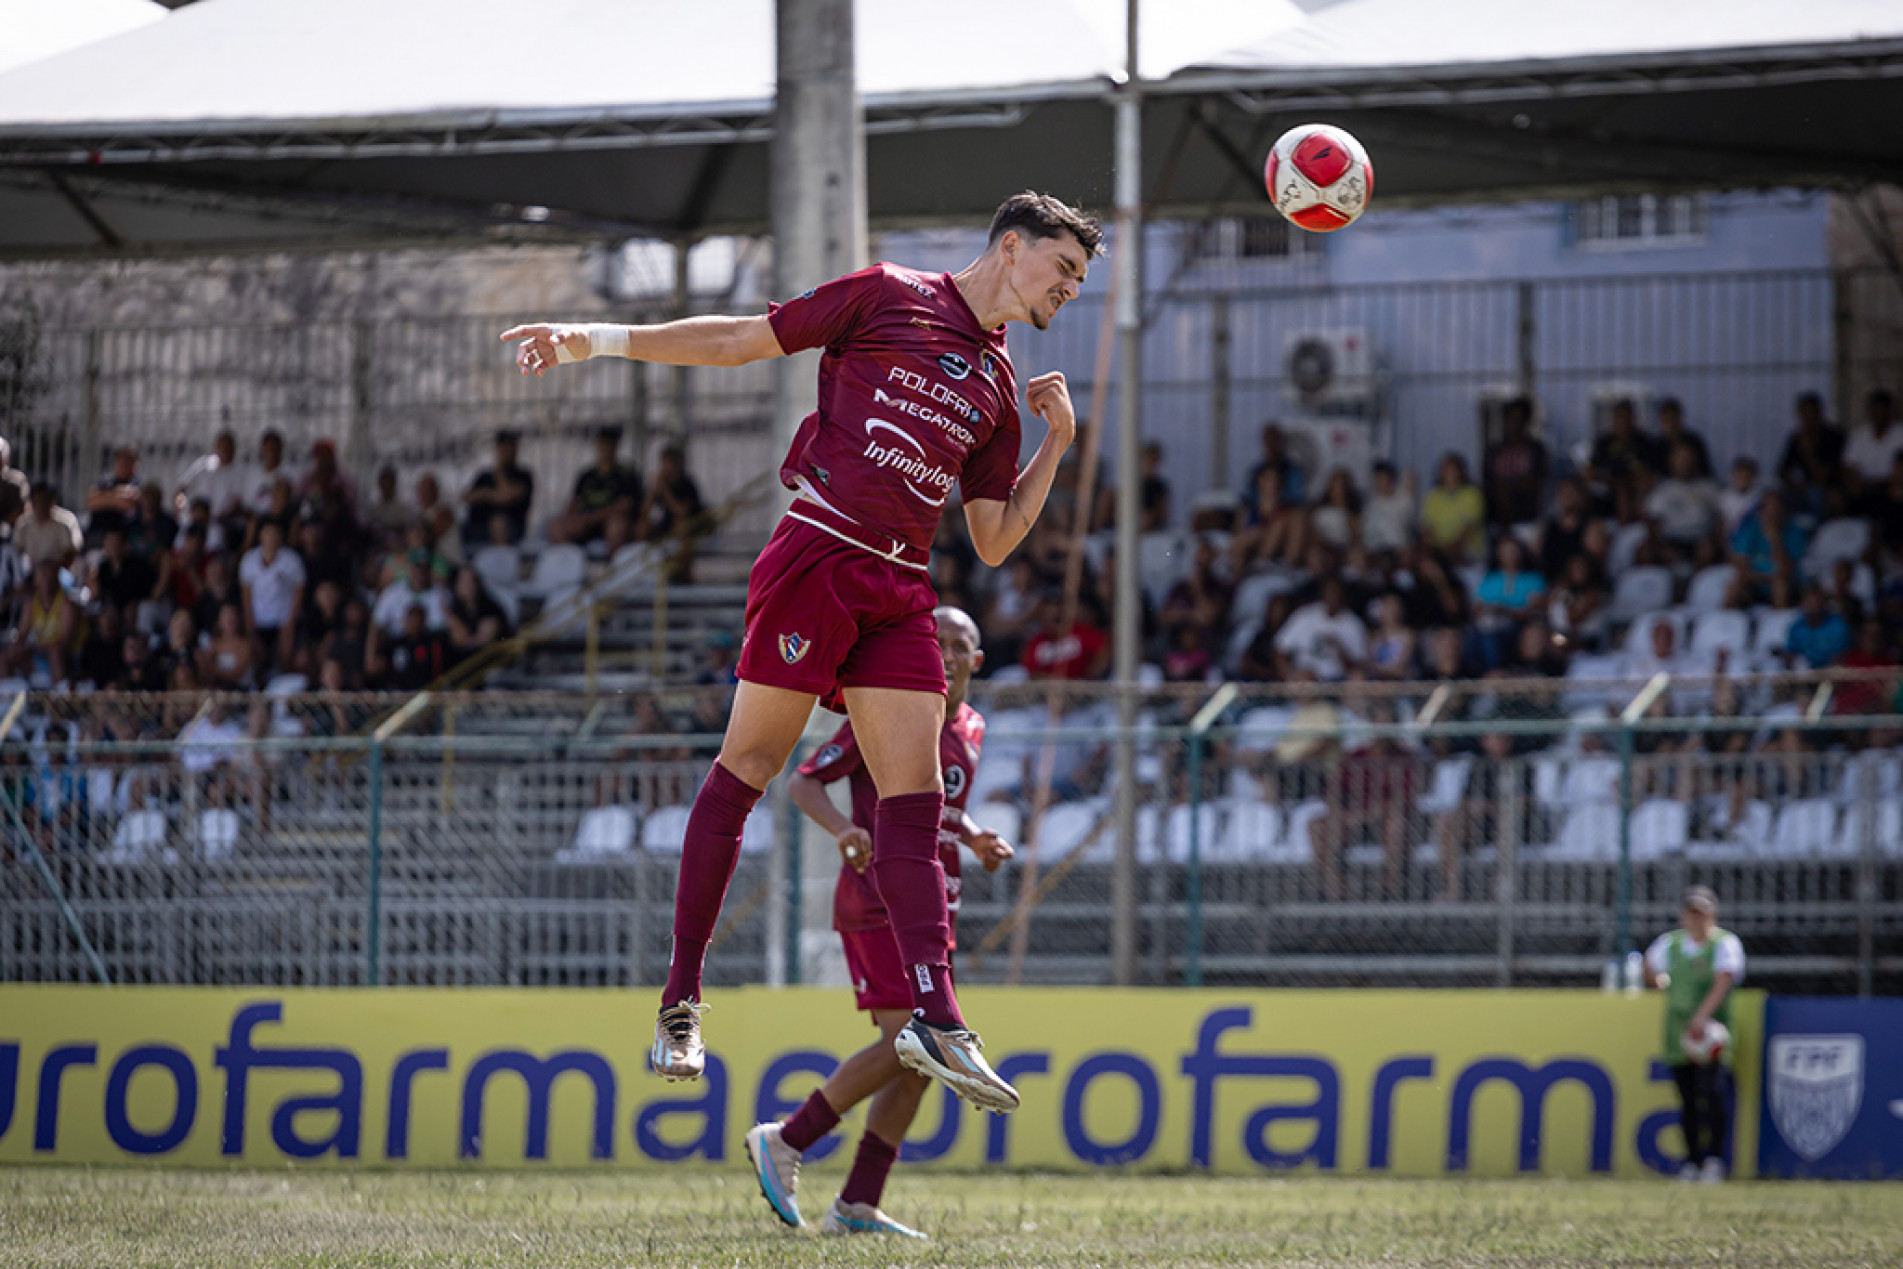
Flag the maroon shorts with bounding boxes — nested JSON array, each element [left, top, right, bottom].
[[839, 925, 957, 1016], [736, 515, 945, 710]]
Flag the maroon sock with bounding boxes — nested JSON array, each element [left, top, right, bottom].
[[778, 1089, 840, 1153], [661, 762, 762, 1007], [839, 1131, 900, 1208], [870, 791, 962, 1029]]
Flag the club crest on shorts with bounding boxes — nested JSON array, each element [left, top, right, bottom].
[[778, 632, 811, 665], [1769, 1034, 1863, 1162]]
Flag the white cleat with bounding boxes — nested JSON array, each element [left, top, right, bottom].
[[819, 1198, 928, 1239], [650, 1001, 708, 1082], [894, 1017, 1020, 1114], [1699, 1157, 1726, 1184], [744, 1122, 803, 1228]]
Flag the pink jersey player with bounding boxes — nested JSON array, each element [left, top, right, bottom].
[[502, 193, 1102, 1169]]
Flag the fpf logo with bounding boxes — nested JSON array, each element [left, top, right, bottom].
[[778, 633, 811, 665]]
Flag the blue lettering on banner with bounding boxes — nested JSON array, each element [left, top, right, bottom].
[[215, 1002, 363, 1159], [1063, 1053, 1161, 1166], [1367, 1056, 1435, 1170], [34, 1044, 96, 1152], [1240, 1057, 1338, 1170], [986, 1053, 1050, 1164], [385, 1049, 449, 1160], [634, 1053, 727, 1163], [105, 1046, 197, 1155], [461, 1050, 615, 1161], [1182, 1007, 1343, 1171], [0, 1043, 17, 1141], [900, 1085, 961, 1163], [1446, 1059, 1614, 1173], [754, 1051, 842, 1162]]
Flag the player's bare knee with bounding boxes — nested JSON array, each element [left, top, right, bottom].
[[716, 750, 782, 792]]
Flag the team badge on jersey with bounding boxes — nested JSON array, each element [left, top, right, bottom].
[[937, 352, 971, 380], [980, 351, 999, 380], [779, 633, 811, 664]]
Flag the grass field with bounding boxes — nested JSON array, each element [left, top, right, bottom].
[[3, 1169, 1901, 1268]]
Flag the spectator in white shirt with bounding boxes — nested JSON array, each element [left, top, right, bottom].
[[1274, 576, 1368, 682], [243, 430, 300, 517], [1843, 388, 1903, 492], [1717, 456, 1762, 538], [238, 518, 306, 673], [1643, 441, 1722, 550], [176, 430, 252, 527], [373, 551, 450, 637], [1361, 462, 1416, 555], [15, 482, 82, 569]]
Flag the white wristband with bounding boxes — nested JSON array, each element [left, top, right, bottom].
[[553, 323, 632, 364]]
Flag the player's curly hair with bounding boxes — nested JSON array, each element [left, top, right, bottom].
[[988, 192, 1106, 257]]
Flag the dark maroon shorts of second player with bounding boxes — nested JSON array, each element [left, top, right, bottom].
[[839, 924, 957, 1017], [736, 514, 946, 709]]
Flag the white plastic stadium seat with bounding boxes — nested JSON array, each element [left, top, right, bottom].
[[198, 808, 242, 860], [523, 543, 586, 603], [1218, 800, 1284, 862], [1560, 756, 1621, 805], [1837, 802, 1903, 858], [106, 809, 169, 862], [1162, 803, 1223, 864], [1768, 799, 1838, 858], [973, 802, 1022, 855], [1750, 609, 1799, 661], [1609, 567, 1673, 626], [1562, 656, 1626, 713], [1137, 532, 1185, 604], [1035, 802, 1104, 863], [1232, 705, 1295, 756], [1608, 523, 1651, 578], [1834, 751, 1903, 806], [472, 543, 524, 625], [640, 805, 693, 853], [1802, 518, 1870, 577], [1683, 565, 1738, 615], [85, 768, 117, 821], [1690, 610, 1751, 659], [568, 805, 638, 857], [1552, 802, 1622, 860], [1416, 756, 1473, 817], [1623, 609, 1686, 655], [1629, 799, 1688, 860]]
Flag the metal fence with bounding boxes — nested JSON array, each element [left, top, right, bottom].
[[4, 681, 1898, 994]]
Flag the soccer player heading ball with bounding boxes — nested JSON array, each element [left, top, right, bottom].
[[503, 192, 1103, 1118]]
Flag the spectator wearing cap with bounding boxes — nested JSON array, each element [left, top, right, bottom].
[[239, 518, 306, 675], [1642, 886, 1744, 1183], [85, 445, 142, 542], [16, 482, 82, 570], [463, 430, 535, 546], [549, 425, 643, 547]]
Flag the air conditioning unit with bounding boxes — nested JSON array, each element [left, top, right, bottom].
[[1283, 329, 1375, 408], [1279, 415, 1377, 491]]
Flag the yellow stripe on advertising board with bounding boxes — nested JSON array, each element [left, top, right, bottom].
[[0, 986, 1759, 1178]]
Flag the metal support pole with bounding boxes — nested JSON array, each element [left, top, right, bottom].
[[1185, 684, 1235, 988], [668, 241, 690, 447], [365, 739, 385, 987], [1617, 674, 1669, 958], [1109, 0, 1143, 988], [0, 694, 110, 985], [1210, 292, 1231, 499], [1856, 756, 1877, 997]]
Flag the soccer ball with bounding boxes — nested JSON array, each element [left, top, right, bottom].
[[1682, 1019, 1730, 1065], [1265, 123, 1372, 232]]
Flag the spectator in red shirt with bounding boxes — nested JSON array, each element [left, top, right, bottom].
[[1835, 618, 1899, 716], [1021, 590, 1110, 680]]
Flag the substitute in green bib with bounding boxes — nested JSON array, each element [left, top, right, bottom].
[[1642, 885, 1745, 1183]]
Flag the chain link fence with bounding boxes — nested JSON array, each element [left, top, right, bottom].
[[4, 679, 1899, 994]]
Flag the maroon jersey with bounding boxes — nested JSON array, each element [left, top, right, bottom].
[[768, 264, 1022, 553], [796, 701, 986, 933]]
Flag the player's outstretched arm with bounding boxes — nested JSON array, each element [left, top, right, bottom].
[[501, 315, 786, 376], [964, 371, 1075, 567]]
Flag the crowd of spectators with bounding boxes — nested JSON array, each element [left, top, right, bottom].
[[0, 423, 707, 704], [934, 392, 1903, 714]]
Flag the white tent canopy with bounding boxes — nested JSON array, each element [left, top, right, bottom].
[[0, 0, 1897, 256]]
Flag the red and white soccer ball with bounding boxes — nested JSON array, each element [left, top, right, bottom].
[[1265, 123, 1373, 232], [1682, 1019, 1730, 1066]]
